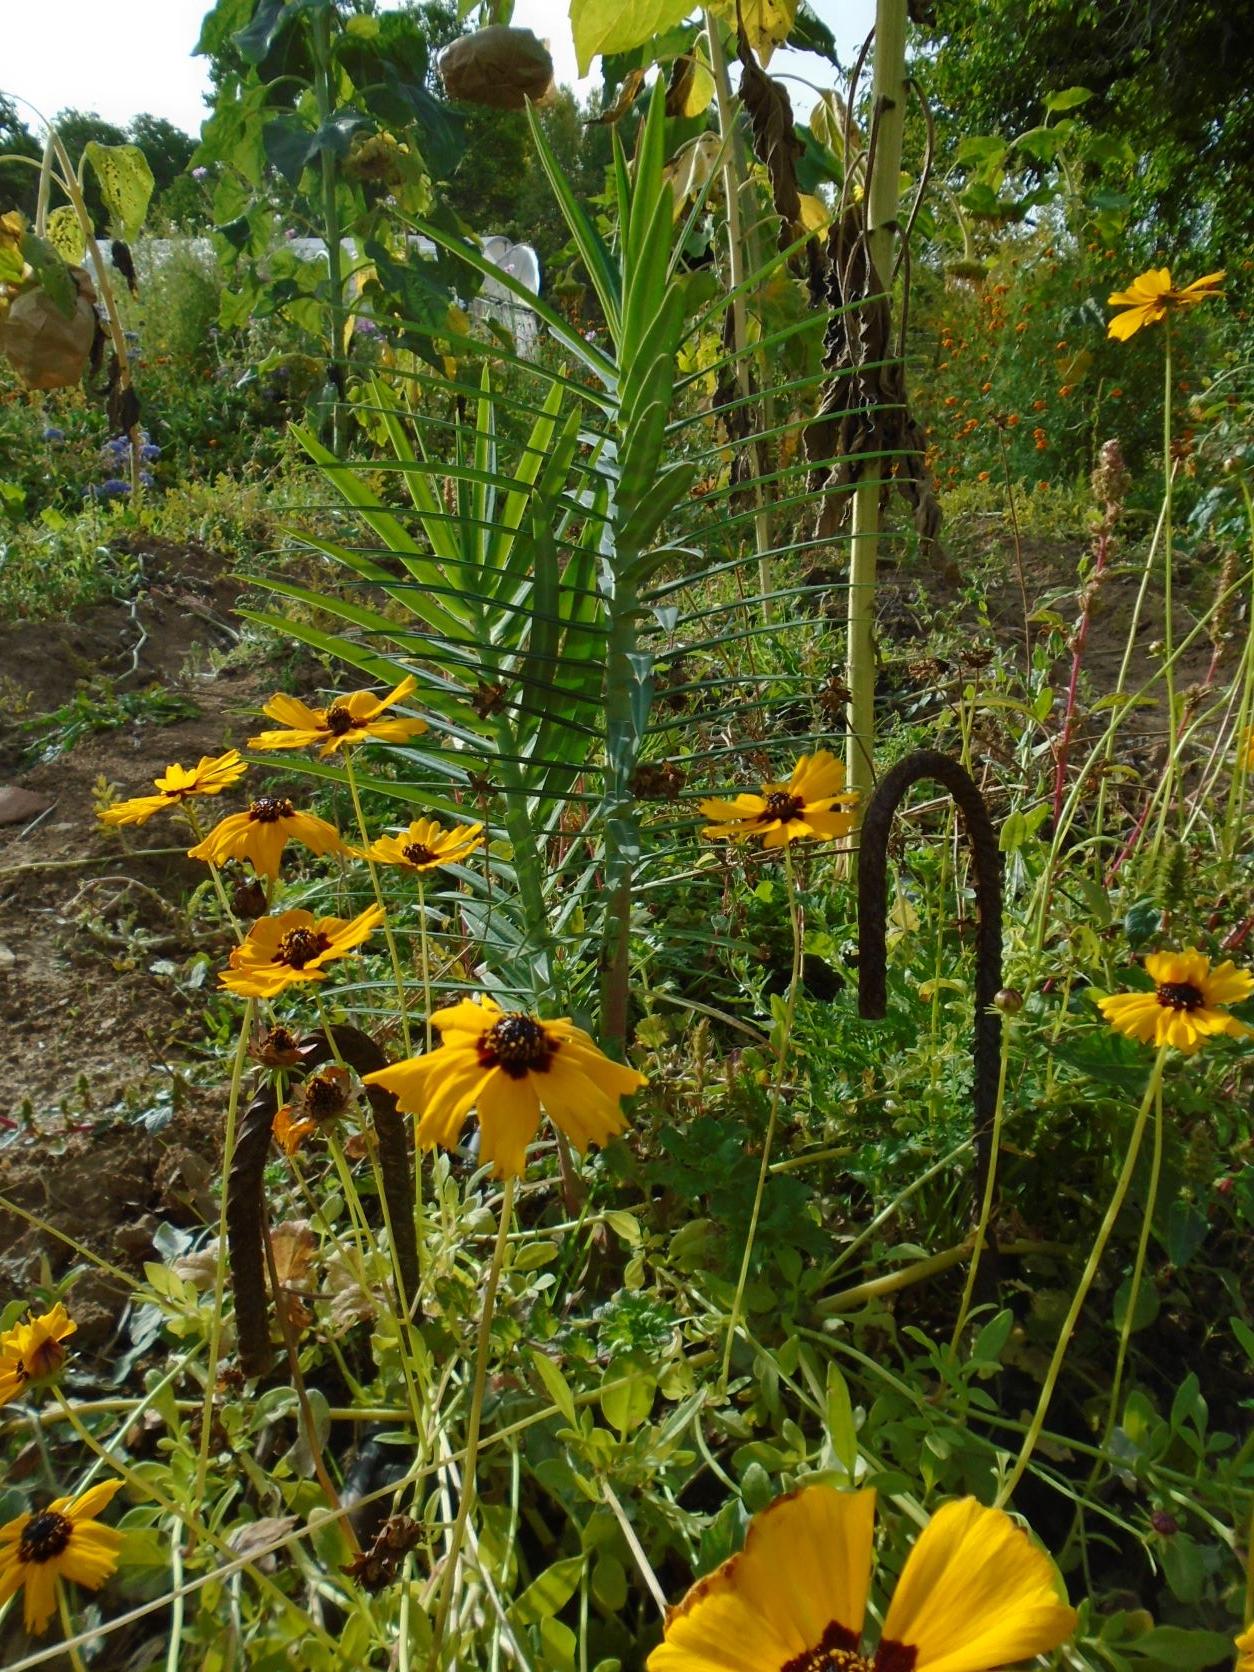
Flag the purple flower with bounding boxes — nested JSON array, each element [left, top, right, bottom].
[[102, 435, 129, 458], [141, 443, 161, 462], [85, 478, 129, 501], [192, 166, 209, 181], [283, 227, 298, 240], [139, 470, 155, 488], [355, 316, 380, 337], [42, 426, 66, 444]]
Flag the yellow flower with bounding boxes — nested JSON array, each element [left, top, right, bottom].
[[1099, 948, 1254, 1054], [648, 1484, 1076, 1672], [1106, 267, 1225, 340], [0, 1478, 124, 1636], [700, 749, 858, 848], [1235, 1624, 1254, 1672], [363, 995, 645, 1178], [97, 749, 246, 827], [273, 1104, 316, 1155], [248, 676, 428, 757], [220, 905, 385, 998], [357, 817, 485, 873], [0, 1304, 76, 1408], [187, 796, 347, 879]]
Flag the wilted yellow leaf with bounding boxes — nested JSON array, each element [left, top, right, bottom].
[[569, 0, 694, 77], [798, 193, 831, 232], [710, 0, 797, 63]]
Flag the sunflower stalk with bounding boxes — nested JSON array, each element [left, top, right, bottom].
[[846, 0, 910, 829]]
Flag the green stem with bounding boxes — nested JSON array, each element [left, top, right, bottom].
[[720, 844, 804, 1387], [950, 1005, 1012, 1348], [312, 5, 348, 455], [189, 999, 254, 1549], [430, 1174, 515, 1664], [344, 753, 411, 1055], [1153, 319, 1178, 860], [55, 1578, 89, 1672], [997, 1045, 1169, 1506], [1059, 1075, 1165, 1568]]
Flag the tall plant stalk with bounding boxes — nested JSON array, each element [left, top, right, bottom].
[[846, 0, 909, 822]]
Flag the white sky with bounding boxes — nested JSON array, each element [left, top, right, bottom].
[[3, 0, 876, 139]]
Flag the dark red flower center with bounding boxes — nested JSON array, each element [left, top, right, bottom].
[[780, 1625, 916, 1672], [478, 1013, 555, 1080], [19, 1509, 74, 1564], [402, 842, 437, 866], [760, 790, 805, 824], [1155, 981, 1205, 1011], [249, 797, 295, 823], [323, 704, 356, 736], [276, 928, 331, 969]]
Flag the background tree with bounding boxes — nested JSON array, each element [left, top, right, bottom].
[[921, 0, 1254, 259], [0, 96, 40, 221]]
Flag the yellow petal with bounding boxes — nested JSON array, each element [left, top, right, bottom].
[[879, 1497, 1076, 1672], [651, 1486, 875, 1671], [476, 1070, 541, 1177], [1106, 305, 1152, 341]]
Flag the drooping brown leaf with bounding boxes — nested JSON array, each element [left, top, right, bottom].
[[587, 67, 646, 125], [665, 53, 714, 118], [0, 265, 97, 390], [804, 204, 941, 558], [735, 38, 805, 254]]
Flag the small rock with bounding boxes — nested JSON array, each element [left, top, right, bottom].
[[0, 786, 53, 826]]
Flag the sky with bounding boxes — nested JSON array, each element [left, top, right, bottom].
[[4, 0, 877, 140]]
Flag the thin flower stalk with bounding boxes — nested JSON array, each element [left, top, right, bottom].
[[343, 753, 412, 1055], [430, 1175, 516, 1659], [998, 1044, 1168, 1505], [721, 844, 803, 1389], [189, 999, 253, 1550]]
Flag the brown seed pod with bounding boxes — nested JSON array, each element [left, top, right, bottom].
[[439, 27, 555, 111], [0, 265, 98, 390]]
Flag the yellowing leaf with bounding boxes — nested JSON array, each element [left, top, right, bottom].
[[664, 131, 724, 216], [45, 206, 85, 265], [569, 0, 694, 77], [82, 142, 153, 240], [798, 192, 830, 232], [678, 54, 715, 117], [710, 0, 797, 62]]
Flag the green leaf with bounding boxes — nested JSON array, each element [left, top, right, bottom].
[[1113, 1276, 1159, 1334], [600, 1353, 655, 1437], [1043, 85, 1093, 113], [824, 1362, 858, 1476], [571, 0, 694, 77], [509, 1555, 584, 1627], [82, 143, 154, 239], [529, 1349, 578, 1426], [262, 117, 319, 186], [1125, 1627, 1235, 1668]]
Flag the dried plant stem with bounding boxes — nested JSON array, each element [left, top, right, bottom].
[[998, 1045, 1168, 1506], [430, 1175, 515, 1664], [261, 1220, 359, 1551], [720, 845, 803, 1387]]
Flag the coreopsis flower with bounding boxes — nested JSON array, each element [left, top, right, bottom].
[[220, 906, 385, 999], [700, 749, 858, 849], [97, 749, 246, 828], [363, 995, 645, 1178], [0, 1479, 124, 1636], [1235, 1624, 1253, 1672], [357, 817, 484, 873], [1099, 948, 1254, 1054], [0, 1304, 76, 1407], [187, 796, 347, 879], [1106, 267, 1225, 340], [273, 1066, 352, 1153], [248, 676, 427, 757], [648, 1485, 1076, 1672]]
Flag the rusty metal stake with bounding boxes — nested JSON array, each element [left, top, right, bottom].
[[857, 750, 1003, 1245], [226, 1024, 419, 1379]]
